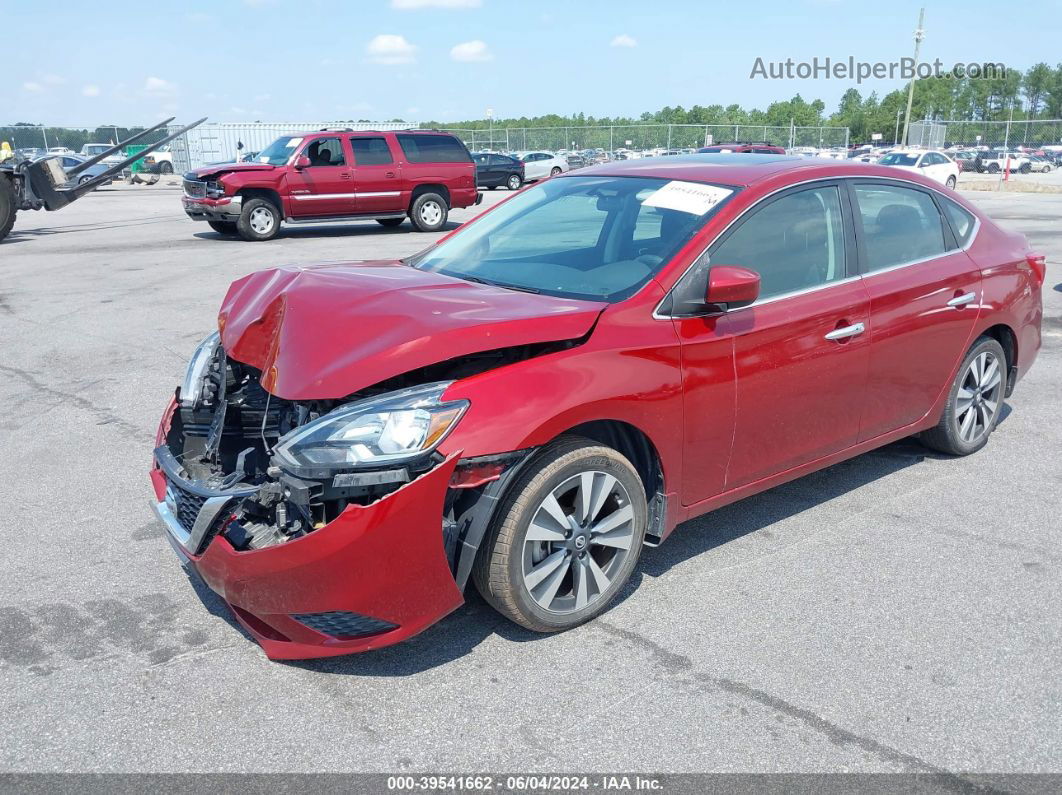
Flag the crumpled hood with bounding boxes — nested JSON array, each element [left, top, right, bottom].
[[218, 261, 606, 400], [191, 162, 276, 179]]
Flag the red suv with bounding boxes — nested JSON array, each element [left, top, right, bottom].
[[697, 142, 787, 154], [153, 154, 1043, 659], [182, 130, 479, 240]]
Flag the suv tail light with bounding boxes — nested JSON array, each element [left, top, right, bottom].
[[1026, 253, 1047, 286]]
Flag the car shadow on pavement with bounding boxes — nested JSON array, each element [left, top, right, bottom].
[[279, 431, 1002, 677], [192, 221, 461, 243]]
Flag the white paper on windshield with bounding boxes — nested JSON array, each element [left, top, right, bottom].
[[642, 181, 733, 216], [285, 137, 303, 148]]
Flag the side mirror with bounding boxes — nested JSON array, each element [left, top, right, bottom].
[[706, 265, 760, 310], [294, 155, 311, 169]]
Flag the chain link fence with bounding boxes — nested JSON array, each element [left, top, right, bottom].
[[918, 119, 1062, 149], [440, 124, 850, 153]]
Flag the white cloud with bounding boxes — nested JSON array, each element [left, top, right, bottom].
[[450, 40, 493, 62], [23, 81, 43, 92], [610, 34, 637, 48], [82, 85, 101, 97], [42, 74, 65, 85], [366, 34, 418, 65], [392, 0, 480, 9], [144, 76, 177, 96]]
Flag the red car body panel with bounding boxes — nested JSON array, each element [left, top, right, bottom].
[[153, 156, 1043, 658], [217, 261, 605, 400]]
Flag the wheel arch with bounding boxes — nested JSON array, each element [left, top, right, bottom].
[[237, 186, 283, 214], [979, 322, 1018, 396], [409, 183, 451, 209]]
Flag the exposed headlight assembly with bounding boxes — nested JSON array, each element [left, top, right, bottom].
[[273, 382, 468, 474], [180, 331, 221, 408]]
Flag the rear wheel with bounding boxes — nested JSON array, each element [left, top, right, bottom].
[[236, 198, 281, 241], [550, 167, 562, 177], [507, 173, 522, 190], [945, 175, 957, 189], [0, 175, 16, 242], [409, 192, 448, 233], [474, 437, 647, 632], [208, 220, 238, 235], [987, 163, 1000, 174], [376, 217, 404, 228], [1020, 163, 1031, 174], [920, 336, 1006, 456], [159, 162, 174, 175]]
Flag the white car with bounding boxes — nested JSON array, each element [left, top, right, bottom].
[[877, 149, 959, 188], [514, 151, 569, 181]]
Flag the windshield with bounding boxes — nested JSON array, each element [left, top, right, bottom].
[[408, 175, 736, 302], [256, 136, 303, 165], [879, 153, 919, 166]]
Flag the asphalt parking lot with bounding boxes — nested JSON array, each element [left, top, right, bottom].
[[1, 183, 1059, 775]]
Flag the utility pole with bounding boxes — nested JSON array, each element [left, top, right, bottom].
[[900, 7, 925, 147], [486, 107, 494, 151], [894, 109, 902, 145]]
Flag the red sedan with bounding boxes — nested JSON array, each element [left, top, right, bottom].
[[151, 154, 1044, 659]]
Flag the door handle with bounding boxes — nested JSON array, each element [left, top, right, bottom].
[[824, 322, 866, 341], [339, 172, 352, 179], [946, 292, 976, 308], [385, 171, 396, 178]]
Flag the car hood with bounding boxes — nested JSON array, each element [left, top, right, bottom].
[[217, 261, 606, 400], [190, 162, 276, 179]]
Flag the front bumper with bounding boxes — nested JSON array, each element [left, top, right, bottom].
[[183, 194, 243, 222], [150, 439, 464, 660]]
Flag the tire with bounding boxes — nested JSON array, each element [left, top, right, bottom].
[[207, 220, 237, 235], [1019, 163, 1031, 174], [507, 173, 522, 190], [987, 163, 999, 174], [0, 175, 16, 243], [236, 197, 281, 241], [945, 175, 957, 189], [159, 162, 174, 175], [1044, 165, 1052, 173], [487, 185, 497, 190], [473, 436, 647, 633], [920, 336, 1007, 456], [376, 217, 404, 228], [409, 192, 448, 233], [550, 167, 562, 177]]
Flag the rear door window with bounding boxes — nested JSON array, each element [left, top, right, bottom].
[[853, 184, 946, 271], [396, 134, 471, 163], [939, 198, 977, 248], [350, 137, 394, 165]]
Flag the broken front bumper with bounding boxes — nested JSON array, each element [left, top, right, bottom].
[[149, 443, 464, 660], [182, 194, 242, 222]]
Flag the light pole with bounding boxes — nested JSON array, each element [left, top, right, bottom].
[[894, 109, 902, 145], [900, 7, 925, 147], [486, 107, 494, 151]]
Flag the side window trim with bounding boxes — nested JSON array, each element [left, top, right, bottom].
[[847, 179, 954, 276]]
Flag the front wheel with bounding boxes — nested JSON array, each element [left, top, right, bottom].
[[159, 162, 174, 175], [550, 167, 562, 177], [507, 173, 522, 190], [0, 175, 16, 242], [920, 336, 1007, 456], [236, 198, 281, 241], [945, 175, 957, 189], [1019, 163, 1031, 174], [409, 192, 448, 232], [474, 437, 647, 633], [987, 163, 1000, 174]]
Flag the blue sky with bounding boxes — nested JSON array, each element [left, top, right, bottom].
[[6, 0, 1060, 126]]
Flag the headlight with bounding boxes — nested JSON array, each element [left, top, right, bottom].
[[180, 331, 220, 408], [273, 382, 468, 472]]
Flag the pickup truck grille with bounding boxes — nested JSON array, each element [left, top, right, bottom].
[[183, 179, 207, 198]]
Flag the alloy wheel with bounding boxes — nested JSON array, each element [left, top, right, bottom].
[[521, 471, 635, 614], [419, 200, 443, 226], [955, 351, 1002, 444], [249, 206, 275, 235]]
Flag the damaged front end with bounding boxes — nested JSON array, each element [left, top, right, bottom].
[[150, 333, 520, 659]]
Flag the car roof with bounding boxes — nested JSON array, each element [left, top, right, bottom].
[[565, 153, 944, 188]]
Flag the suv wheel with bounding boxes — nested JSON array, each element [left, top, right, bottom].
[[507, 174, 522, 190], [409, 192, 448, 233], [376, 217, 405, 228], [987, 163, 1000, 174], [236, 198, 281, 241], [159, 162, 174, 175], [1019, 163, 1031, 174], [474, 436, 647, 633], [920, 336, 1006, 456], [945, 175, 957, 189]]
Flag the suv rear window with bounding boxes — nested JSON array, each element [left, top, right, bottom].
[[351, 136, 394, 165], [396, 134, 471, 164]]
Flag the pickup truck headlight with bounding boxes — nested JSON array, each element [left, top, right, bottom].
[[274, 382, 468, 470], [180, 331, 221, 408]]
